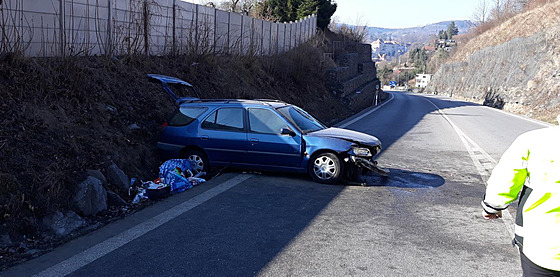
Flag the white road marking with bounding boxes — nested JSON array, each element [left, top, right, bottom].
[[337, 92, 395, 128], [424, 93, 553, 127], [32, 174, 253, 277], [423, 98, 515, 238], [483, 106, 553, 127]]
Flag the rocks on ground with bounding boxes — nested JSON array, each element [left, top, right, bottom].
[[42, 211, 86, 237], [73, 176, 108, 216]]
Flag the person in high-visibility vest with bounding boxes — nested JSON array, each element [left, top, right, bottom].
[[482, 115, 560, 276]]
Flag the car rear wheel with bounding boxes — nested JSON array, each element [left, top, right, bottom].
[[308, 152, 343, 184], [183, 150, 209, 174]]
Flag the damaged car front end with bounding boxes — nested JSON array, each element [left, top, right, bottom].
[[302, 127, 389, 184]]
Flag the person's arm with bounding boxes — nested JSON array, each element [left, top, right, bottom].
[[482, 134, 530, 220]]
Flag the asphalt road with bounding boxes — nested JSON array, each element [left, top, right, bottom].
[[3, 92, 552, 277]]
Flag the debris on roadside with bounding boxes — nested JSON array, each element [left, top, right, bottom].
[[130, 159, 206, 204], [159, 159, 206, 193]]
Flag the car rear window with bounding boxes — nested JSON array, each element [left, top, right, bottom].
[[168, 107, 207, 126]]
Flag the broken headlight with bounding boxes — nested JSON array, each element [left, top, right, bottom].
[[349, 147, 372, 157]]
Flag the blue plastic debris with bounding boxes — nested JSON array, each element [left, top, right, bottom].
[[159, 159, 195, 193]]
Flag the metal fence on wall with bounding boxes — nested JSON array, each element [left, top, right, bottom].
[[0, 0, 317, 57]]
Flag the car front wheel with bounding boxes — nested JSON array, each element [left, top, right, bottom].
[[308, 152, 343, 184]]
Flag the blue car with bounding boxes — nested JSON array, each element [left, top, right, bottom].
[[151, 74, 388, 184]]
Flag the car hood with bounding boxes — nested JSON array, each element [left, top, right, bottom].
[[306, 128, 381, 147]]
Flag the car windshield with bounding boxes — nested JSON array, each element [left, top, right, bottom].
[[277, 105, 326, 133]]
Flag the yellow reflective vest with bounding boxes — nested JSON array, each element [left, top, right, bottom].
[[482, 119, 560, 271]]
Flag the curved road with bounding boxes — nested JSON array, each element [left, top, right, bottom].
[[3, 92, 551, 277]]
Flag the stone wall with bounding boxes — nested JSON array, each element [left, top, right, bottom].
[[324, 43, 380, 111]]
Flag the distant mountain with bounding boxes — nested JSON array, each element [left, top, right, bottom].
[[367, 20, 473, 44]]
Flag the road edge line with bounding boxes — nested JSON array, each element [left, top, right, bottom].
[[32, 174, 253, 277], [423, 97, 515, 239], [337, 92, 394, 128]]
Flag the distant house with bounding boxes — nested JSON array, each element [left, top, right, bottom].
[[424, 46, 435, 52], [435, 39, 457, 50], [416, 74, 432, 88], [370, 39, 409, 61]]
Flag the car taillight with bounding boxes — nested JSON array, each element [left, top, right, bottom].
[[161, 122, 168, 128]]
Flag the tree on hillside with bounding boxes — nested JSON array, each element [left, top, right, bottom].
[[408, 47, 428, 73], [254, 0, 336, 28], [446, 21, 459, 39], [297, 0, 337, 29], [438, 30, 448, 40], [217, 0, 258, 13], [437, 21, 459, 40], [287, 0, 302, 21]]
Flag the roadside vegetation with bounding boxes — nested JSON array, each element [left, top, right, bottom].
[[453, 0, 559, 62], [0, 0, 373, 267], [211, 0, 337, 29], [427, 0, 560, 123], [375, 0, 557, 88]]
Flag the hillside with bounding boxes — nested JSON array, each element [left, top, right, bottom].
[[426, 1, 560, 122], [367, 20, 472, 44]]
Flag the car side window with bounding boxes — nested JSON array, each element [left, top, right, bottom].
[[201, 108, 244, 132], [248, 108, 289, 135], [168, 107, 207, 126]]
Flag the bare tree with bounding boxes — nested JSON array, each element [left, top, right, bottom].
[[216, 0, 258, 14], [490, 0, 523, 21], [472, 0, 490, 25], [330, 15, 369, 43]]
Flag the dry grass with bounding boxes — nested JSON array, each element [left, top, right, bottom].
[[0, 41, 353, 244], [452, 0, 560, 62]]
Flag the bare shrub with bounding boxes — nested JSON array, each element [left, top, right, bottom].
[[0, 0, 32, 56], [328, 15, 368, 43]]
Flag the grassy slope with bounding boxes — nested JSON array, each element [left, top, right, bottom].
[[452, 1, 560, 62], [0, 43, 353, 238]]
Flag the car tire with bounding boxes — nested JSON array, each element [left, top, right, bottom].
[[183, 149, 209, 174], [308, 152, 343, 184]]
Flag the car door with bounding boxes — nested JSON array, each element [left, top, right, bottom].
[[246, 108, 302, 168], [198, 107, 247, 164]]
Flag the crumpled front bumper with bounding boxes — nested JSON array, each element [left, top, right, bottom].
[[349, 156, 389, 176]]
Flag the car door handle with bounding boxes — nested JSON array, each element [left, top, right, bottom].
[[201, 135, 209, 140], [250, 138, 259, 143]]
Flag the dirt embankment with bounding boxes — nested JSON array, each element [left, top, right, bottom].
[[426, 1, 560, 122], [0, 44, 356, 245]]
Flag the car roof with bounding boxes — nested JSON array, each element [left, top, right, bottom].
[[179, 99, 291, 108]]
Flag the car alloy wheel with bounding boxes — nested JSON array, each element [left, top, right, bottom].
[[309, 152, 342, 184]]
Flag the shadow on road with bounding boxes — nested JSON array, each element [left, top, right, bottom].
[[26, 92, 473, 277]]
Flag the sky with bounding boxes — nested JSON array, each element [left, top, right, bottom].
[[332, 0, 481, 28]]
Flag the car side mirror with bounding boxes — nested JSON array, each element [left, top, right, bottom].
[[280, 128, 296, 136]]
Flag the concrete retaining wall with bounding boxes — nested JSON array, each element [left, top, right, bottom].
[[0, 0, 317, 57]]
